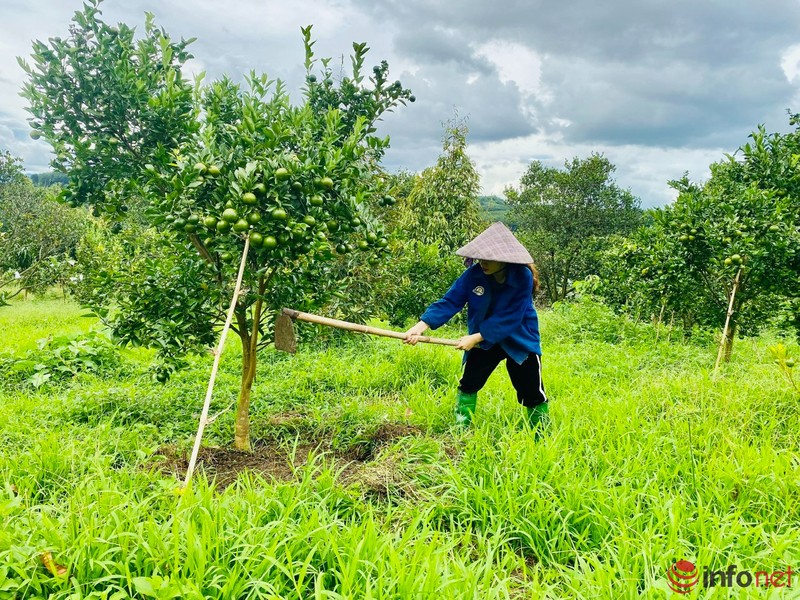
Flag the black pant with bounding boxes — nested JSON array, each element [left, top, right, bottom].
[[459, 345, 548, 408]]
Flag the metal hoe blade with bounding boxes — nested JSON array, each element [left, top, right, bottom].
[[274, 313, 297, 354]]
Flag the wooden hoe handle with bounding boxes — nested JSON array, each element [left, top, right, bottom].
[[281, 308, 460, 347]]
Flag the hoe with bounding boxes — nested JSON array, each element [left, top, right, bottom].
[[275, 308, 459, 353]]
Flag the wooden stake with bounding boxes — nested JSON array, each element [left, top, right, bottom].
[[182, 236, 251, 490], [713, 266, 742, 377]]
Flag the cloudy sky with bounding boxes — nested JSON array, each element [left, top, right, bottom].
[[2, 0, 800, 207]]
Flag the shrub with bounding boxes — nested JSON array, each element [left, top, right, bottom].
[[2, 330, 120, 389]]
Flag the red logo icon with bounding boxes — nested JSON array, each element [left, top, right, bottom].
[[667, 560, 699, 594]]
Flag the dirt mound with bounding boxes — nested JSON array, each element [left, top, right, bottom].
[[151, 418, 428, 493], [344, 422, 424, 461], [154, 441, 322, 489]]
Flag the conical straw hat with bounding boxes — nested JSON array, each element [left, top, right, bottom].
[[456, 222, 533, 264]]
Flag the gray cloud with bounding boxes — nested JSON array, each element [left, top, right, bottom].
[[355, 0, 800, 150], [2, 0, 799, 206], [393, 26, 490, 72], [535, 55, 796, 147]]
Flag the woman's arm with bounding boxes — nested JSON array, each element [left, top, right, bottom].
[[418, 269, 471, 329], [403, 269, 471, 344]]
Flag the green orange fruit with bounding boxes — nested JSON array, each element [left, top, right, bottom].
[[249, 232, 264, 247]]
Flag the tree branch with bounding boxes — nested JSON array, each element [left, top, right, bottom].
[[188, 233, 215, 265]]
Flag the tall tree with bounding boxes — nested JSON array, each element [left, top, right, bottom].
[[398, 119, 485, 250], [506, 154, 641, 303], [20, 1, 413, 450]]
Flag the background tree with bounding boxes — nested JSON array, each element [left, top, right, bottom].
[[354, 121, 485, 327], [597, 118, 800, 359], [0, 151, 25, 185], [505, 153, 642, 303], [20, 2, 412, 450], [29, 172, 69, 187], [397, 119, 485, 250], [0, 162, 88, 304]]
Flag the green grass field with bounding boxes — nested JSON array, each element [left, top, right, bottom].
[[0, 296, 798, 599]]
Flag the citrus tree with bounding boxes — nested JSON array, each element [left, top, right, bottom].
[[598, 119, 800, 359], [20, 1, 413, 449], [0, 154, 88, 304]]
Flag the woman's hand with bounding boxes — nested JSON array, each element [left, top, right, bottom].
[[456, 333, 483, 351], [403, 321, 430, 345]]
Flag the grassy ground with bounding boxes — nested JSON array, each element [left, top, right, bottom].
[[0, 295, 92, 355], [0, 295, 798, 599]]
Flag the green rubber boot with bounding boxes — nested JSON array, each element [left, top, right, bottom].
[[525, 403, 549, 434], [455, 390, 478, 427]]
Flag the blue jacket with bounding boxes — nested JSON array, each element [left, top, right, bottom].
[[420, 263, 542, 364]]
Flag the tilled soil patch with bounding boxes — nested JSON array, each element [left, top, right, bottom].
[[151, 420, 429, 493]]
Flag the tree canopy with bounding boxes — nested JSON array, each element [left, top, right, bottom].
[[20, 1, 413, 449], [506, 153, 642, 303]]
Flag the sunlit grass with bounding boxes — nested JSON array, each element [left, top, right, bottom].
[[0, 295, 96, 355]]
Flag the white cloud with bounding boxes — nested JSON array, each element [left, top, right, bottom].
[[473, 40, 549, 102], [470, 134, 721, 207], [781, 43, 800, 83]]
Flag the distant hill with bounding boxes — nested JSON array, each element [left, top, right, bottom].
[[477, 195, 510, 223], [28, 172, 68, 187]]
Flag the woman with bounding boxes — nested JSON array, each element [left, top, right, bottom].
[[404, 222, 548, 430]]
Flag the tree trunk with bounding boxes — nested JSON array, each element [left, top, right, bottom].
[[558, 251, 576, 302], [233, 333, 257, 450], [546, 252, 557, 304], [718, 271, 744, 366], [232, 281, 266, 451], [722, 267, 746, 363], [233, 307, 259, 451], [721, 319, 737, 363]]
